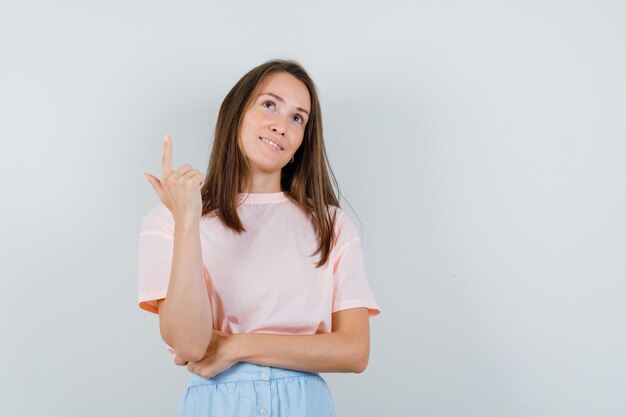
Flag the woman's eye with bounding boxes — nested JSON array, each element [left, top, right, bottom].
[[262, 100, 304, 124]]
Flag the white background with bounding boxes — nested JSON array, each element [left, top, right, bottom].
[[1, 1, 625, 416]]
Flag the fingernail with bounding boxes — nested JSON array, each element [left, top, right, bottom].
[[144, 172, 150, 180], [164, 134, 169, 143]]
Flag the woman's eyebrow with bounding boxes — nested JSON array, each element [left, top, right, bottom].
[[258, 92, 309, 116]]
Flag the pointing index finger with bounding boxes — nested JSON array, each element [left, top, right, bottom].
[[162, 133, 173, 177]]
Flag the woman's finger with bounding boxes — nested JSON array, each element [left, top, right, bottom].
[[181, 169, 201, 181], [162, 133, 173, 179], [170, 163, 194, 181], [179, 170, 204, 189], [189, 171, 205, 187], [187, 363, 196, 374]]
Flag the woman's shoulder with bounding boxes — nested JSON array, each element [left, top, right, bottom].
[[326, 204, 350, 223], [287, 199, 358, 241], [325, 205, 361, 246]]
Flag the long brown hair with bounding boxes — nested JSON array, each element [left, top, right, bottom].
[[201, 59, 341, 268]]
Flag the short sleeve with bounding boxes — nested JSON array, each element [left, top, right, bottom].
[[137, 203, 174, 314], [331, 211, 381, 317]]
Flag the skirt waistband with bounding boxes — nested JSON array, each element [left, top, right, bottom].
[[187, 362, 320, 386]]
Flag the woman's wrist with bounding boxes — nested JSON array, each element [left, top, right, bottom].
[[173, 214, 200, 228], [228, 333, 247, 363]]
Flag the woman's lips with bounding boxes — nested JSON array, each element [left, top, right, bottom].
[[259, 136, 284, 151]]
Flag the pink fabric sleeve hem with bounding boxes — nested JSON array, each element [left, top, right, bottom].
[[139, 230, 173, 239], [138, 290, 167, 314], [332, 299, 381, 317]]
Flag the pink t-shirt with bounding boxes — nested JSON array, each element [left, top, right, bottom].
[[137, 191, 381, 341]]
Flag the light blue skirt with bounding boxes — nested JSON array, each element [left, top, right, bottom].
[[175, 362, 337, 416]]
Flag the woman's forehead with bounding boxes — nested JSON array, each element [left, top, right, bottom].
[[257, 72, 311, 112]]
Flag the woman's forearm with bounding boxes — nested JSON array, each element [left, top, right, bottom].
[[232, 331, 368, 374], [158, 216, 212, 362]]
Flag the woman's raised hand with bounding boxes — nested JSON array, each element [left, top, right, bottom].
[[144, 133, 205, 222]]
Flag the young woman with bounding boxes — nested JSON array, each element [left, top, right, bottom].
[[139, 59, 381, 417]]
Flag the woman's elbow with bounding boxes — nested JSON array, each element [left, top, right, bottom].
[[351, 344, 370, 373], [353, 357, 368, 373], [169, 335, 212, 362], [158, 307, 212, 361], [176, 345, 208, 363], [159, 324, 212, 362]]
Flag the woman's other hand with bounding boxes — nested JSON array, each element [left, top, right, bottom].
[[173, 329, 239, 379], [144, 133, 205, 223]]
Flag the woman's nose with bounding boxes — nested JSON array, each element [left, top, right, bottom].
[[271, 115, 288, 135]]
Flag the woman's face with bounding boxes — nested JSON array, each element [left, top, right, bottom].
[[239, 71, 311, 176]]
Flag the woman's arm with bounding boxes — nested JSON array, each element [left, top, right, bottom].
[[157, 217, 212, 363], [232, 307, 371, 373], [144, 136, 212, 363]]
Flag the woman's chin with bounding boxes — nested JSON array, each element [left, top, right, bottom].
[[248, 158, 284, 174]]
